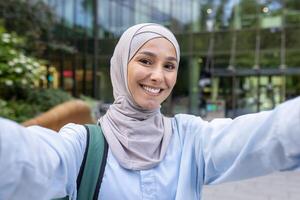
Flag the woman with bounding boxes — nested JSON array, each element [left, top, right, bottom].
[[0, 23, 300, 200]]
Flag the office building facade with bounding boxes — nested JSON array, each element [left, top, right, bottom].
[[42, 0, 300, 117]]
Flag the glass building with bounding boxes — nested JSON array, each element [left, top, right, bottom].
[[42, 0, 300, 117]]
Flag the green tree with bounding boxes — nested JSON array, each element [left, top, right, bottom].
[[0, 24, 47, 99], [0, 0, 57, 56], [0, 0, 78, 57]]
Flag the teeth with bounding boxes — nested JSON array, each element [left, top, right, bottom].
[[142, 85, 160, 94]]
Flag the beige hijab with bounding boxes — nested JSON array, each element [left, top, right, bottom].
[[98, 23, 180, 170]]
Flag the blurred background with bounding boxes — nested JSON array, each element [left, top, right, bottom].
[[0, 1, 300, 199], [1, 0, 300, 123]]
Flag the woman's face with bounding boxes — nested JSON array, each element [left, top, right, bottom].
[[127, 37, 178, 110]]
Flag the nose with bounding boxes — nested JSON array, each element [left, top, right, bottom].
[[150, 66, 164, 83]]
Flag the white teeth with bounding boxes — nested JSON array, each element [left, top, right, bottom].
[[142, 85, 160, 94]]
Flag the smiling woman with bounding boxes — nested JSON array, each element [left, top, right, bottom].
[[0, 23, 300, 200], [127, 37, 178, 110], [98, 24, 180, 171]]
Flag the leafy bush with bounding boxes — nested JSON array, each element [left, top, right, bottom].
[[0, 99, 41, 122], [26, 88, 73, 112], [0, 88, 73, 122], [0, 22, 75, 122], [0, 0, 57, 56], [0, 0, 77, 56], [0, 25, 47, 99]]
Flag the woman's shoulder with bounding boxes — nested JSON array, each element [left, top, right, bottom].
[[59, 123, 87, 134], [58, 123, 88, 142], [172, 113, 205, 129], [170, 114, 207, 139]]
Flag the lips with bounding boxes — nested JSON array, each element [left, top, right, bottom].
[[141, 84, 162, 95]]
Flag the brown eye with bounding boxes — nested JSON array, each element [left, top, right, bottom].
[[139, 59, 152, 65], [164, 63, 176, 71]]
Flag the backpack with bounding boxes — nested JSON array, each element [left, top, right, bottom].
[[54, 124, 108, 200]]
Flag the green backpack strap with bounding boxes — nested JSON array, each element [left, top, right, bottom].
[[77, 124, 108, 199], [53, 124, 108, 200]]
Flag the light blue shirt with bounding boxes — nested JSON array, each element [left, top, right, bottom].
[[0, 97, 300, 200]]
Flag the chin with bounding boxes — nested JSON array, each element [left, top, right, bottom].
[[139, 102, 160, 110]]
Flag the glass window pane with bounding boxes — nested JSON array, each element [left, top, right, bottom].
[[235, 53, 255, 68], [214, 54, 230, 69], [286, 0, 300, 26], [236, 29, 256, 51], [240, 0, 258, 29], [286, 27, 300, 66], [214, 31, 232, 53], [193, 32, 211, 52], [260, 29, 281, 50]]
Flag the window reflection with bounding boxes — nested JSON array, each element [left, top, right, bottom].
[[38, 0, 300, 114]]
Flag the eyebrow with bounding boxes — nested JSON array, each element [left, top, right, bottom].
[[138, 51, 177, 63]]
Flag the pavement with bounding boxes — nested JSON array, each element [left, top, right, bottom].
[[202, 171, 300, 200]]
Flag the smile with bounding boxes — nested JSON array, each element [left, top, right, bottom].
[[141, 85, 162, 95]]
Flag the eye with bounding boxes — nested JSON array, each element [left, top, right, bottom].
[[164, 63, 176, 71], [139, 58, 152, 66]]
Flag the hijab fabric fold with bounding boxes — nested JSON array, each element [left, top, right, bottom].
[[99, 23, 180, 170]]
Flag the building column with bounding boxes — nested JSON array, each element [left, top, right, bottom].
[[188, 57, 200, 115], [92, 0, 99, 98]]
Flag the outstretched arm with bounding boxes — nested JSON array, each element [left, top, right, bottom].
[[0, 118, 86, 199], [197, 97, 300, 185]]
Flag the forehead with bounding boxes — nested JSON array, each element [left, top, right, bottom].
[[135, 38, 177, 58]]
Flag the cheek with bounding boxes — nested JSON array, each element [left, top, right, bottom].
[[127, 73, 139, 98], [129, 67, 147, 81], [135, 68, 149, 79], [166, 73, 177, 88], [127, 68, 142, 91]]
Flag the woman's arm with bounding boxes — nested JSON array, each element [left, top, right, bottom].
[[192, 97, 300, 185], [0, 118, 87, 199]]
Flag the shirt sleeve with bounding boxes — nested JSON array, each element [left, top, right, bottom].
[[191, 97, 300, 185], [0, 118, 87, 200]]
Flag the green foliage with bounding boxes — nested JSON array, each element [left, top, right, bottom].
[[0, 23, 72, 121], [0, 27, 47, 99], [0, 99, 41, 122], [0, 0, 77, 56], [0, 12, 75, 123], [26, 88, 73, 112], [0, 0, 57, 55], [0, 88, 73, 123]]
